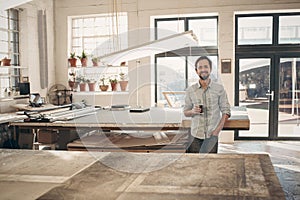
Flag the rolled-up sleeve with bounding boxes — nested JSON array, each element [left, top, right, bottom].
[[184, 89, 193, 112], [219, 86, 231, 117]]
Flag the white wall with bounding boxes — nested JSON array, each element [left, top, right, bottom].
[[18, 0, 55, 97]]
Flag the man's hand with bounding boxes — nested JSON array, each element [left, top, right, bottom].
[[184, 105, 203, 117], [209, 114, 230, 137], [192, 105, 203, 114], [209, 130, 219, 137]]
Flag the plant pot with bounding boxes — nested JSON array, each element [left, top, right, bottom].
[[79, 83, 87, 91], [74, 82, 79, 91], [119, 80, 128, 91], [68, 81, 80, 91], [88, 82, 96, 91], [68, 58, 77, 67], [92, 61, 99, 67], [80, 58, 87, 67], [1, 58, 11, 66], [68, 81, 75, 89], [110, 82, 118, 91], [100, 85, 109, 91]]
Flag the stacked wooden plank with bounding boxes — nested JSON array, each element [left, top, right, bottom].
[[67, 131, 189, 153]]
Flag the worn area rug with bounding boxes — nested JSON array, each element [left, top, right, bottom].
[[38, 153, 284, 200]]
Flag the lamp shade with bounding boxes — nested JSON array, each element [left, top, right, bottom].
[[98, 30, 199, 65]]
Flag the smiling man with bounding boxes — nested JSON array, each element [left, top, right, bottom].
[[183, 56, 231, 153]]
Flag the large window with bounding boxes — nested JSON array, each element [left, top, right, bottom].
[[279, 15, 300, 44], [70, 13, 128, 58], [188, 18, 218, 46], [237, 16, 273, 45], [69, 13, 128, 84], [0, 9, 20, 97], [236, 13, 300, 46], [155, 16, 218, 106], [156, 17, 218, 46]]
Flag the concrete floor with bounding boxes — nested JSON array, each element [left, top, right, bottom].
[[219, 141, 300, 200]]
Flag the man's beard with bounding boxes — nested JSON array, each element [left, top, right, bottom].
[[199, 73, 209, 80]]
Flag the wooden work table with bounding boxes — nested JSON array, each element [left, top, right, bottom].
[[9, 106, 249, 131], [9, 106, 249, 151], [0, 149, 284, 200]]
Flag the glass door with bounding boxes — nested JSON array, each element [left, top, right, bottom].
[[278, 57, 300, 137], [238, 58, 271, 138], [237, 56, 300, 139], [235, 13, 300, 140]]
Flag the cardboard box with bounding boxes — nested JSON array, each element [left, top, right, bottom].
[[38, 130, 58, 144]]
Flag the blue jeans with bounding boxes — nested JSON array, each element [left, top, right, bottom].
[[186, 135, 218, 153]]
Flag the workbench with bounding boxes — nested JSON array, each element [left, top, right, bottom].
[[9, 107, 249, 151], [10, 106, 249, 130], [0, 149, 284, 200]]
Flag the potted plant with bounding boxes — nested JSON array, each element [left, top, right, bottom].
[[68, 78, 75, 90], [78, 76, 87, 91], [91, 56, 100, 67], [119, 72, 128, 91], [109, 76, 118, 91], [68, 52, 77, 67], [87, 78, 96, 91], [68, 71, 76, 90], [1, 57, 11, 66], [77, 50, 88, 67], [99, 76, 109, 91], [72, 76, 81, 91]]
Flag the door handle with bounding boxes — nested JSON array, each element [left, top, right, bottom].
[[266, 91, 274, 101]]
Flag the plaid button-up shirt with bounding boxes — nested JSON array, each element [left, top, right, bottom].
[[183, 80, 231, 139]]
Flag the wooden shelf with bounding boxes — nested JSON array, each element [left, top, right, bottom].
[[0, 66, 27, 69], [74, 91, 129, 94], [68, 65, 127, 69]]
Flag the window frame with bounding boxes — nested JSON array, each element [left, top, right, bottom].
[[69, 13, 128, 57], [0, 9, 20, 96], [235, 12, 300, 50], [235, 12, 300, 140], [154, 16, 219, 104]]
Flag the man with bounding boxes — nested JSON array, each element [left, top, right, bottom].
[[184, 56, 231, 153]]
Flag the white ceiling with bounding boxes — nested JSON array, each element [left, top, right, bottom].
[[0, 0, 32, 10]]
